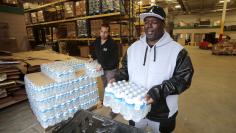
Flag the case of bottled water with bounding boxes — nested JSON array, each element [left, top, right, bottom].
[[103, 80, 151, 122], [40, 59, 85, 82], [25, 59, 100, 128], [84, 60, 104, 78]]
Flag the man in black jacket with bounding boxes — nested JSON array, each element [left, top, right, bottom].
[[110, 6, 194, 133], [91, 23, 119, 88]]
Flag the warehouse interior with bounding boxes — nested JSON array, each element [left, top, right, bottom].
[[0, 0, 236, 133]]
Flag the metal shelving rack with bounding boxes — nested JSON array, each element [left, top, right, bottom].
[[24, 0, 135, 45]]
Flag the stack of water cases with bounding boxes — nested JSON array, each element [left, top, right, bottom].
[[103, 80, 151, 122], [88, 0, 101, 15], [25, 59, 100, 128], [77, 20, 88, 37], [101, 0, 115, 13]]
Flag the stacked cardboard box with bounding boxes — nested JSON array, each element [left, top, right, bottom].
[[109, 22, 129, 37], [31, 12, 38, 24], [26, 28, 34, 39], [55, 4, 65, 20], [24, 13, 31, 25], [56, 25, 67, 39], [2, 0, 18, 5], [66, 22, 76, 38], [43, 9, 59, 22], [121, 24, 129, 37], [75, 1, 86, 16], [37, 10, 45, 22], [64, 2, 75, 18], [79, 46, 90, 57], [23, 2, 39, 9], [110, 23, 120, 37], [90, 19, 103, 37]]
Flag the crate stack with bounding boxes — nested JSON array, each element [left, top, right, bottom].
[[212, 41, 236, 55]]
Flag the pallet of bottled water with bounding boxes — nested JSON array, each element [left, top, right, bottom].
[[85, 60, 104, 78], [25, 72, 99, 128], [103, 80, 151, 122], [40, 59, 85, 82]]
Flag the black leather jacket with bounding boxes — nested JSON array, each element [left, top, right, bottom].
[[115, 49, 194, 121]]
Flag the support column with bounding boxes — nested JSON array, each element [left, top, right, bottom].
[[219, 0, 228, 41], [191, 33, 195, 46]]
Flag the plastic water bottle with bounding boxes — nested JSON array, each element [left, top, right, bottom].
[[103, 83, 113, 107], [132, 96, 145, 122], [123, 93, 134, 120], [112, 89, 123, 113]]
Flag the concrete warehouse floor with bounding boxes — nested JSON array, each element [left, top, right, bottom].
[[0, 46, 236, 133]]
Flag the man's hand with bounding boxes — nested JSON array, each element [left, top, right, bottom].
[[88, 58, 93, 63], [145, 94, 154, 105], [109, 78, 116, 84], [96, 65, 102, 71]]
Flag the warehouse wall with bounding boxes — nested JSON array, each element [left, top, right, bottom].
[[174, 10, 236, 26], [173, 10, 236, 40], [0, 12, 29, 52]]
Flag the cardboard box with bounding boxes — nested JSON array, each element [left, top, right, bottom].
[[37, 10, 45, 22], [90, 19, 103, 37], [26, 28, 34, 39], [31, 12, 38, 24], [24, 13, 31, 25], [110, 23, 120, 37], [66, 22, 76, 38], [2, 0, 18, 5], [58, 42, 68, 54], [121, 24, 129, 37], [75, 1, 86, 16], [79, 46, 90, 57], [64, 2, 75, 18]]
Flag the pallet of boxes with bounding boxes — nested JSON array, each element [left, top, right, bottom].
[[0, 59, 26, 109], [24, 59, 103, 128], [212, 41, 236, 55]]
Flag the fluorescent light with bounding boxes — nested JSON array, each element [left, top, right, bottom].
[[219, 0, 230, 3], [138, 1, 142, 5], [175, 5, 181, 8]]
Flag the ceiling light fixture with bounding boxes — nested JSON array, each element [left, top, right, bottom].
[[219, 0, 230, 3], [138, 1, 142, 5], [175, 5, 181, 8]]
